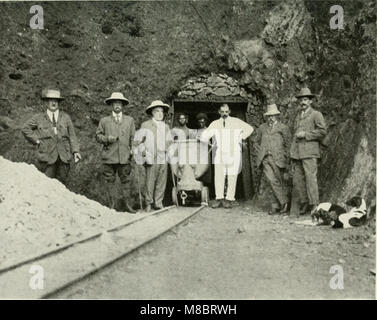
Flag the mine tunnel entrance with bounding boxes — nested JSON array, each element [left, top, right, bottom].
[[164, 99, 254, 205]]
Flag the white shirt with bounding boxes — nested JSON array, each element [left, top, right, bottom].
[[47, 109, 59, 134], [200, 116, 254, 170], [112, 111, 122, 123]]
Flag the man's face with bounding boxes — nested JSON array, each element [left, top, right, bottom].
[[198, 118, 206, 129], [46, 99, 59, 112], [152, 107, 164, 121], [267, 115, 277, 125], [299, 97, 312, 112], [178, 115, 187, 126], [112, 100, 123, 114], [219, 106, 230, 119]]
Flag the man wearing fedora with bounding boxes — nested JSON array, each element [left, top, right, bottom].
[[254, 104, 291, 215], [22, 89, 81, 184], [96, 92, 136, 213], [290, 87, 327, 215], [134, 100, 173, 212]]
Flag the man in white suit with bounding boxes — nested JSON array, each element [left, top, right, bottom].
[[199, 104, 254, 208]]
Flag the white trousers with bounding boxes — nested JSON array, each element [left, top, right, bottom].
[[214, 163, 239, 201]]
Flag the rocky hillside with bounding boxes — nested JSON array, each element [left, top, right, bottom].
[[0, 0, 375, 208]]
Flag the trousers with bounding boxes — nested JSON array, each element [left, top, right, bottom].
[[262, 155, 288, 208], [38, 157, 70, 185], [214, 163, 238, 201], [292, 158, 319, 205], [145, 163, 168, 207]]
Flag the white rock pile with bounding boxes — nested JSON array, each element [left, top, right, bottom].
[[0, 156, 134, 266]]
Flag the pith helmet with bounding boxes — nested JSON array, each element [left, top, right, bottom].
[[145, 100, 170, 115], [264, 104, 280, 116], [296, 87, 316, 99], [41, 89, 64, 100], [104, 92, 129, 105]]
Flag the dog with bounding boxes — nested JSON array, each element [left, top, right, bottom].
[[311, 196, 368, 228]]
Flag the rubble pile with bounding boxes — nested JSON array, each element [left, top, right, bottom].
[[0, 156, 134, 266], [177, 73, 247, 100]]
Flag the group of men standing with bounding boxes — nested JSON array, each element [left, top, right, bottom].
[[22, 86, 326, 216]]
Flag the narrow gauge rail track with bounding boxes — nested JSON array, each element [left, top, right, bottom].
[[0, 205, 205, 299]]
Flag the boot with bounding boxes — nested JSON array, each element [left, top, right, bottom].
[[211, 199, 222, 209], [105, 182, 117, 210], [122, 185, 136, 214]]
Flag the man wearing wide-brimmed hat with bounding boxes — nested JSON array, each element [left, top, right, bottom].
[[133, 100, 173, 212], [254, 103, 291, 215], [96, 92, 136, 213], [290, 87, 327, 215], [22, 89, 81, 184]]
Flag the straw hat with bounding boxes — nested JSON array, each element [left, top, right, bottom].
[[264, 104, 280, 116], [41, 89, 64, 100], [104, 92, 129, 105], [145, 100, 170, 115], [296, 87, 316, 99]]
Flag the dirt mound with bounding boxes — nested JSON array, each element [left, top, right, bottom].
[[0, 156, 135, 266]]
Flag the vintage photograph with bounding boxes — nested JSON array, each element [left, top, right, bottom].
[[0, 0, 375, 300]]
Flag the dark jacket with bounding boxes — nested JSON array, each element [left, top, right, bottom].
[[255, 122, 291, 168], [290, 107, 327, 160], [22, 111, 80, 164], [96, 114, 135, 164]]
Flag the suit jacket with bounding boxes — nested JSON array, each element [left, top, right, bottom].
[[290, 107, 327, 160], [22, 111, 80, 164], [255, 122, 291, 168], [134, 119, 173, 165], [96, 114, 135, 164]]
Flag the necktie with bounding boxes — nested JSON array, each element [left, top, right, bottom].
[[52, 113, 57, 134], [223, 119, 226, 128]]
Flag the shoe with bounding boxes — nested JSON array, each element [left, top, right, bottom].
[[229, 200, 239, 208], [280, 203, 288, 214], [268, 208, 280, 215], [145, 204, 152, 212], [154, 205, 164, 210], [222, 199, 231, 209], [125, 202, 136, 214], [211, 199, 222, 208]]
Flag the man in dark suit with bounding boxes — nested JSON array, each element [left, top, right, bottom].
[[255, 104, 291, 214], [134, 100, 173, 212], [22, 89, 81, 184], [290, 87, 327, 215], [96, 92, 136, 213]]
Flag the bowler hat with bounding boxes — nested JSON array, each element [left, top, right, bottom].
[[296, 87, 316, 99], [42, 89, 64, 100], [264, 104, 280, 116], [104, 92, 129, 105], [145, 100, 170, 115]]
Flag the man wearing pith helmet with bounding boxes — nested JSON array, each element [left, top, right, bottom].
[[290, 87, 327, 215], [22, 88, 81, 184], [96, 92, 136, 213], [254, 103, 291, 215], [134, 100, 173, 212]]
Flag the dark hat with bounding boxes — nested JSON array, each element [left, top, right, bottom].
[[296, 87, 316, 99]]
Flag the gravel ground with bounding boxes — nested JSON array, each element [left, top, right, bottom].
[[53, 202, 375, 299]]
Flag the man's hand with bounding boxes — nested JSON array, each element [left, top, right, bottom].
[[295, 131, 306, 139], [107, 135, 118, 143], [283, 171, 290, 181], [36, 139, 43, 146], [74, 152, 82, 163]]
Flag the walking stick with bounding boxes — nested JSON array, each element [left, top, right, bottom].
[[136, 165, 143, 211]]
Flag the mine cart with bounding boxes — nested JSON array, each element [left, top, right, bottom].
[[170, 139, 210, 206]]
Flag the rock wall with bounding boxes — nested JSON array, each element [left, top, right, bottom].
[[0, 0, 375, 208]]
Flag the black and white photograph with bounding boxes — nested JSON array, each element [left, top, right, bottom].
[[0, 0, 375, 302]]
